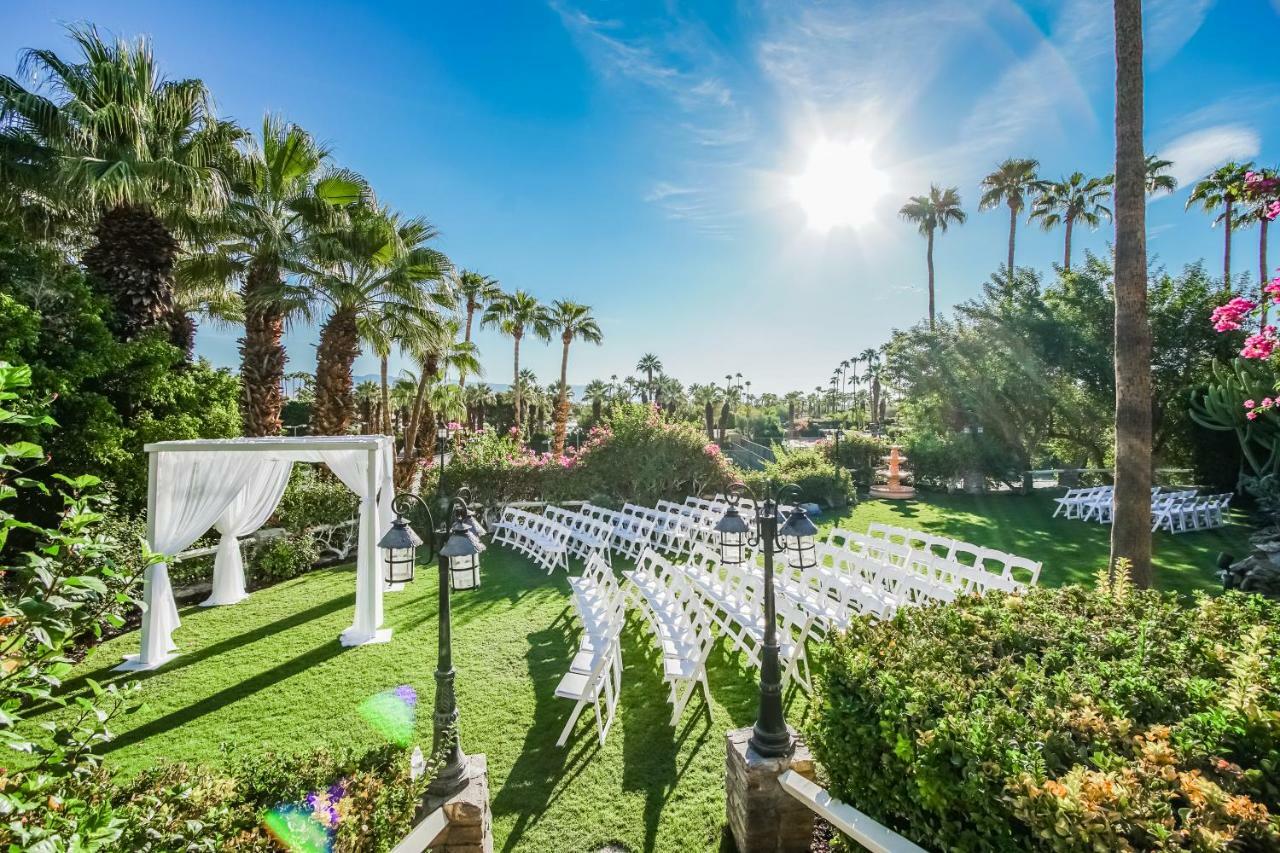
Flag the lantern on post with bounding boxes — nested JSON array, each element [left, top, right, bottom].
[[377, 512, 423, 586], [779, 504, 818, 571]]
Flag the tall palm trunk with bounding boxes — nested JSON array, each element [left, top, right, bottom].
[[1111, 0, 1153, 588], [312, 308, 360, 435], [512, 333, 523, 436], [379, 356, 392, 436], [553, 336, 571, 455], [398, 356, 439, 489], [83, 204, 181, 345], [1224, 197, 1234, 292], [926, 227, 936, 329], [1064, 216, 1075, 270], [1006, 201, 1018, 283], [239, 259, 286, 436], [1260, 218, 1270, 328], [459, 301, 476, 389]]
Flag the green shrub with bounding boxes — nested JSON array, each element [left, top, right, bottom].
[[808, 584, 1280, 852], [114, 743, 433, 852], [274, 465, 360, 531], [443, 405, 737, 506], [565, 404, 737, 505], [252, 532, 320, 584], [824, 432, 890, 487], [748, 444, 854, 507]]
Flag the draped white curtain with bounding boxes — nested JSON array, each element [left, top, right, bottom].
[[202, 460, 294, 607], [135, 451, 263, 667], [123, 438, 397, 671]]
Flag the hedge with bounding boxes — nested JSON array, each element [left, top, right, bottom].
[[807, 582, 1280, 851]]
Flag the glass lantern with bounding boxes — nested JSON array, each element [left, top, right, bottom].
[[713, 503, 751, 567], [441, 521, 484, 590], [377, 514, 422, 585], [778, 505, 819, 571]]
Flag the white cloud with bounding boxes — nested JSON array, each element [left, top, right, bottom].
[[1144, 0, 1216, 67], [1162, 125, 1261, 186]]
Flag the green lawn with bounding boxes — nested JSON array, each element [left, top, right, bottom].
[[39, 493, 1250, 851]]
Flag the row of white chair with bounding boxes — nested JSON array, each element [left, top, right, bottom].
[[555, 553, 624, 747], [1151, 492, 1232, 533], [865, 522, 1042, 585], [624, 551, 715, 726], [665, 547, 815, 693], [491, 506, 571, 573], [543, 505, 614, 565]]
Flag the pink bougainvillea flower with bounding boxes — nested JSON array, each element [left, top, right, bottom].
[[1264, 397, 1275, 408], [1242, 327, 1278, 360], [1212, 297, 1258, 332], [703, 443, 721, 457], [1268, 200, 1280, 221], [1247, 410, 1260, 420], [1245, 399, 1257, 409]]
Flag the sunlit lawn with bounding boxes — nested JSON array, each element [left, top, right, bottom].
[[34, 492, 1248, 851]]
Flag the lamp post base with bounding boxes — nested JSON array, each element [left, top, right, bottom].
[[726, 727, 816, 853], [423, 753, 492, 853]]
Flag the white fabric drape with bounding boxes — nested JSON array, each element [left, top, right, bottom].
[[202, 460, 293, 606], [125, 437, 397, 670], [137, 451, 262, 666]]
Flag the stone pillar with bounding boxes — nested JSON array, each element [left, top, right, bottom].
[[424, 754, 492, 853], [725, 728, 817, 853]]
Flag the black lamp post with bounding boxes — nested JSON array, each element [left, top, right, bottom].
[[713, 481, 818, 758], [377, 488, 485, 797]]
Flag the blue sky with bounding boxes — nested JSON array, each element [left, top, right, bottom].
[[4, 1, 1279, 393]]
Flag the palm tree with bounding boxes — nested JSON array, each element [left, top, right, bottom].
[[584, 380, 610, 421], [548, 301, 603, 453], [1030, 172, 1113, 271], [899, 185, 966, 328], [481, 290, 551, 437], [367, 301, 451, 438], [0, 25, 240, 349], [354, 381, 380, 433], [979, 158, 1041, 283], [199, 117, 366, 436], [464, 383, 494, 431], [690, 384, 720, 440], [1144, 154, 1177, 196], [1112, 0, 1152, 587], [455, 270, 502, 387], [1245, 169, 1280, 326], [636, 353, 662, 404], [1187, 161, 1253, 291], [300, 205, 451, 435], [398, 319, 480, 486]]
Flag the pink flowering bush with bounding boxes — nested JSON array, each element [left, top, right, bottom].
[[438, 404, 737, 506], [1208, 275, 1280, 420]]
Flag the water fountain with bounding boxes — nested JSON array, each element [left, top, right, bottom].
[[869, 444, 916, 500]]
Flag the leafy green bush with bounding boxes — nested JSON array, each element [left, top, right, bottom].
[[114, 743, 433, 852], [824, 431, 890, 487], [443, 405, 737, 506], [0, 231, 240, 519], [274, 465, 360, 531], [252, 532, 320, 584], [565, 404, 736, 505], [0, 361, 149, 850], [808, 583, 1280, 851], [747, 444, 854, 507]]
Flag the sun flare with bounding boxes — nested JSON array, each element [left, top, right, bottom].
[[791, 139, 890, 231]]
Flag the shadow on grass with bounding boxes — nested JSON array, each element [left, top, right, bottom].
[[26, 589, 355, 718], [618, 614, 715, 853], [492, 624, 600, 852], [101, 638, 352, 755]]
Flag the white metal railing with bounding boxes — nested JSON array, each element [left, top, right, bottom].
[[387, 805, 448, 853], [172, 527, 287, 562], [778, 770, 927, 853]]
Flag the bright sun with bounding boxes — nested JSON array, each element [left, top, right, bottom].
[[791, 139, 890, 231]]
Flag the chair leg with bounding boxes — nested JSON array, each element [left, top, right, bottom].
[[557, 699, 587, 747]]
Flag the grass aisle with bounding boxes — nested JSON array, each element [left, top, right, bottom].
[[36, 493, 1248, 851]]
